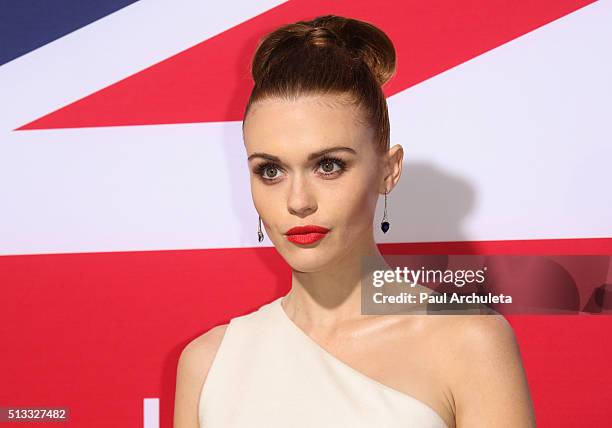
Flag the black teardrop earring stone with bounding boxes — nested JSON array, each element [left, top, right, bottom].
[[381, 190, 390, 233]]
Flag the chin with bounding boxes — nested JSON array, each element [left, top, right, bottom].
[[282, 248, 337, 273]]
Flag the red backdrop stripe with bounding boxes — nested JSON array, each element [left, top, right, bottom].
[[1, 237, 611, 426], [16, 0, 596, 130]]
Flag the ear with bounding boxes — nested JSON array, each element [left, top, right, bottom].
[[379, 144, 404, 194]]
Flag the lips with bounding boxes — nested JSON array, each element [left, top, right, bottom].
[[285, 224, 330, 245], [286, 225, 330, 235]]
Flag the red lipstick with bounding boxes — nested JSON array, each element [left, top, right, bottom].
[[285, 224, 330, 245]]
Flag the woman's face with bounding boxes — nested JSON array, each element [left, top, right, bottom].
[[243, 95, 387, 272]]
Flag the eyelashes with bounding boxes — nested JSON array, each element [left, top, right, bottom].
[[253, 155, 348, 183]]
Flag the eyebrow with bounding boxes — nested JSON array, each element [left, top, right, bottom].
[[247, 146, 357, 162]]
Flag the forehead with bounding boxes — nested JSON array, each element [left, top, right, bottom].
[[243, 95, 374, 156]]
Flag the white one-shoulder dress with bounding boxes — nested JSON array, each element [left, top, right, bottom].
[[198, 296, 449, 428]]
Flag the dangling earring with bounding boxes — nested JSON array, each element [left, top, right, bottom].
[[381, 190, 390, 233], [257, 216, 264, 242]]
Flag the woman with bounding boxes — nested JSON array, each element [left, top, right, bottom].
[[174, 15, 536, 428]]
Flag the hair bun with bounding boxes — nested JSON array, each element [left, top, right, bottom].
[[251, 15, 396, 88], [305, 15, 396, 87]]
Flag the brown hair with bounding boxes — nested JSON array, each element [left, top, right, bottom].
[[243, 15, 397, 154]]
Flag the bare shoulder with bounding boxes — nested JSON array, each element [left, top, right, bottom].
[[437, 313, 536, 427], [442, 311, 516, 351], [182, 323, 229, 369], [174, 323, 229, 428]]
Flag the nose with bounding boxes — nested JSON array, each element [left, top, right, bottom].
[[287, 174, 317, 217]]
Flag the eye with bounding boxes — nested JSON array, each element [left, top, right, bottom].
[[317, 156, 347, 177], [254, 162, 285, 182]]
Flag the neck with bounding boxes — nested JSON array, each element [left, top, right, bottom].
[[282, 230, 392, 327]]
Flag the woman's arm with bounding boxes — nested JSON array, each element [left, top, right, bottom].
[[174, 324, 228, 428], [448, 314, 536, 427]]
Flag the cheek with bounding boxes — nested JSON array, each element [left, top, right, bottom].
[[349, 189, 378, 224], [250, 178, 263, 206], [251, 181, 284, 224], [333, 175, 379, 226], [250, 178, 269, 208]]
